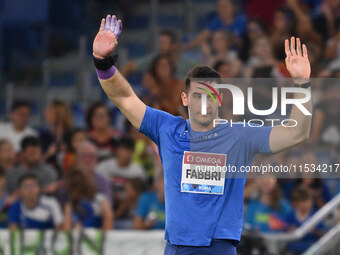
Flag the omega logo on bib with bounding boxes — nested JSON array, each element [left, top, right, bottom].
[[181, 151, 227, 195]]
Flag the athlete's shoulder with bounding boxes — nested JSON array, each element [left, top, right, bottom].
[[145, 105, 186, 126]]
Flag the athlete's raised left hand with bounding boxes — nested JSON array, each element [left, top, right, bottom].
[[285, 36, 311, 82]]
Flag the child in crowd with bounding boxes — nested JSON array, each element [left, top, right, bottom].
[[245, 177, 291, 233], [8, 173, 63, 230], [0, 167, 11, 228], [63, 169, 113, 230], [134, 174, 165, 230], [115, 178, 145, 229], [285, 187, 325, 255]]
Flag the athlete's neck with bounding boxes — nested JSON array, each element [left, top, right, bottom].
[[189, 116, 221, 132]]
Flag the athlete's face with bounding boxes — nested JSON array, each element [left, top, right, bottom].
[[182, 82, 221, 127]]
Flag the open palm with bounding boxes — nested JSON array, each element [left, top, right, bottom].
[[93, 15, 122, 59], [285, 37, 311, 80]]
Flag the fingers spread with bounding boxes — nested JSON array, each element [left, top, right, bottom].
[[104, 15, 111, 30], [99, 18, 105, 32], [290, 36, 296, 56], [296, 38, 302, 56], [114, 20, 123, 37], [110, 16, 117, 32], [302, 44, 308, 58], [285, 39, 291, 58]]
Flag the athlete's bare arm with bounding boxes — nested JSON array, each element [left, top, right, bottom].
[[93, 15, 146, 129], [269, 37, 313, 153]]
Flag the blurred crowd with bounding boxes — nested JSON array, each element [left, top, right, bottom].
[[0, 98, 166, 232], [1, 0, 340, 254]]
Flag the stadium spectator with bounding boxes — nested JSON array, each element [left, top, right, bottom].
[[311, 80, 340, 150], [200, 30, 242, 76], [143, 55, 186, 117], [283, 153, 332, 210], [0, 140, 16, 172], [184, 0, 247, 50], [325, 28, 340, 65], [115, 178, 145, 229], [124, 119, 161, 183], [40, 100, 73, 171], [75, 140, 112, 202], [213, 60, 234, 78], [0, 100, 37, 152], [5, 136, 58, 195], [86, 102, 120, 161], [286, 0, 323, 46], [239, 18, 269, 62], [284, 177, 332, 210], [96, 136, 146, 211], [312, 0, 340, 42], [8, 173, 63, 230], [122, 30, 197, 79], [134, 174, 165, 230], [244, 177, 291, 233], [0, 167, 11, 228], [60, 128, 88, 174], [213, 60, 244, 122], [244, 36, 283, 78], [285, 187, 325, 255], [64, 169, 113, 230], [270, 6, 296, 61]]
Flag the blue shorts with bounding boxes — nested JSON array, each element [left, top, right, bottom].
[[163, 239, 237, 255]]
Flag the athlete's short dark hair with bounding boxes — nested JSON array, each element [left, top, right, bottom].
[[184, 66, 221, 94]]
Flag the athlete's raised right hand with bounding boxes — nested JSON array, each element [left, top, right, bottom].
[[93, 15, 122, 59]]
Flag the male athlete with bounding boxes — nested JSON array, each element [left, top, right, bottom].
[[92, 15, 312, 255]]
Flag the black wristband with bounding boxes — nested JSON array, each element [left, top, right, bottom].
[[93, 53, 118, 71], [294, 82, 310, 88]]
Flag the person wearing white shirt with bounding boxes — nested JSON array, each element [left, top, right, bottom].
[[0, 100, 37, 152], [96, 137, 147, 213], [96, 137, 147, 181]]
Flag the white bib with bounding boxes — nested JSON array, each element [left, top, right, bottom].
[[181, 151, 227, 195]]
